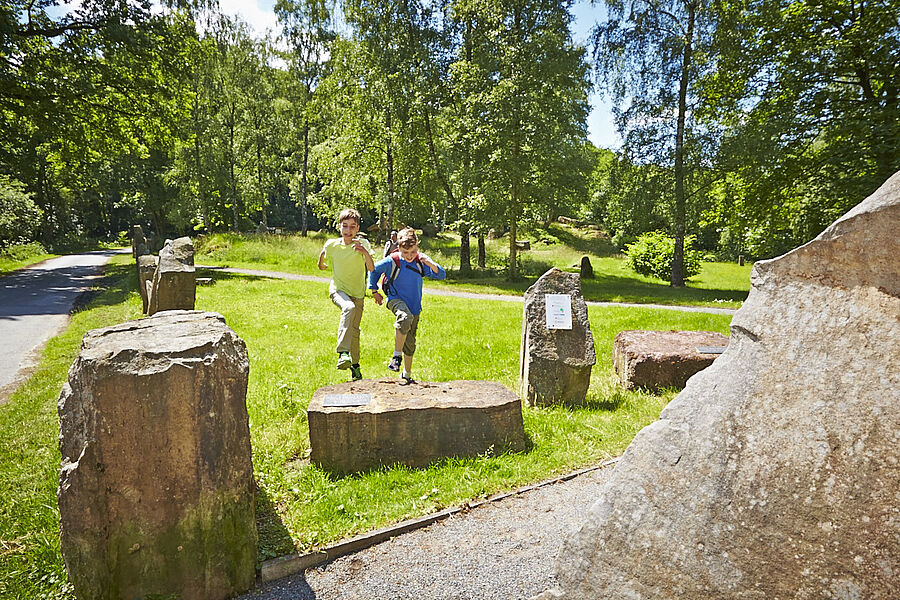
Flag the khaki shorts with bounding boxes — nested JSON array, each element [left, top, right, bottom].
[[387, 298, 419, 356]]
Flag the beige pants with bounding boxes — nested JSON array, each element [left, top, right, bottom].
[[330, 289, 364, 363]]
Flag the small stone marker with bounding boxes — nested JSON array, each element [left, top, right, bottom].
[[58, 310, 256, 600], [520, 268, 596, 406], [579, 255, 594, 279], [308, 379, 526, 473], [612, 330, 729, 390], [148, 236, 195, 315], [131, 224, 148, 258]]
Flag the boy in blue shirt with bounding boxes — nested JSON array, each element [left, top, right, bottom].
[[368, 227, 446, 383]]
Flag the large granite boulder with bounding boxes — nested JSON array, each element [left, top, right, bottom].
[[149, 236, 195, 315], [308, 379, 526, 473], [520, 268, 596, 406], [538, 172, 900, 598], [58, 311, 256, 600], [613, 330, 729, 390]]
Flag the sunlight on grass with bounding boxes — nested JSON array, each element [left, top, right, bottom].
[[195, 226, 752, 308], [0, 258, 733, 597]]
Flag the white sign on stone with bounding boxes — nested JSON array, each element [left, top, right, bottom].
[[545, 294, 573, 330]]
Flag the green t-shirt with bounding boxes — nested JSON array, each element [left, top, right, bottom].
[[323, 237, 372, 298]]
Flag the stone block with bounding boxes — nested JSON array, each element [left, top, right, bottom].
[[520, 268, 596, 406], [540, 171, 900, 599], [612, 330, 729, 390], [131, 224, 148, 258], [137, 254, 157, 314], [579, 256, 593, 279], [58, 310, 256, 600], [149, 236, 195, 315], [308, 379, 526, 473]]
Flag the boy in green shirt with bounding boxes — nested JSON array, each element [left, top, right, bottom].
[[317, 208, 375, 380]]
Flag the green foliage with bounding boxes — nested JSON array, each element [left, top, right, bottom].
[[0, 176, 41, 248], [626, 231, 702, 281]]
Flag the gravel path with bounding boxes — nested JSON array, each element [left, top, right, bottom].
[[236, 464, 614, 600], [198, 265, 737, 315]]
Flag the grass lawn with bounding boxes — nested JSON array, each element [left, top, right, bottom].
[[0, 254, 733, 598], [195, 225, 751, 308]]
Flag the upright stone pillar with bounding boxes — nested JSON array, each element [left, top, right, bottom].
[[137, 254, 158, 314], [520, 268, 596, 406], [149, 236, 195, 315], [58, 311, 257, 600]]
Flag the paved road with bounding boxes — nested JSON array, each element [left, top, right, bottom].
[[198, 266, 738, 316], [0, 250, 121, 400]]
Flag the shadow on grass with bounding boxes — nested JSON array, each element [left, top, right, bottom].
[[71, 263, 137, 313], [196, 267, 271, 285], [256, 483, 297, 564], [581, 393, 628, 412]]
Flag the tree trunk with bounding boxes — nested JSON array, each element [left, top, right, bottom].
[[459, 223, 471, 275], [385, 107, 395, 236], [301, 117, 309, 236], [229, 108, 239, 232], [671, 2, 696, 287], [477, 234, 485, 269], [257, 133, 267, 229]]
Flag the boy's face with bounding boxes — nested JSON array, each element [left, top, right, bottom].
[[399, 240, 418, 260], [340, 219, 360, 240]]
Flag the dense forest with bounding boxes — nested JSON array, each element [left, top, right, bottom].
[[2, 0, 898, 282]]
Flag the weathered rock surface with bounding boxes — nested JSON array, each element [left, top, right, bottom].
[[538, 172, 900, 599], [520, 268, 596, 406], [308, 379, 526, 473], [137, 253, 158, 314], [58, 310, 256, 600], [149, 236, 195, 315], [612, 330, 729, 390]]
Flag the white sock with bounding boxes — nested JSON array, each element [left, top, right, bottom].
[[402, 371, 412, 378], [393, 351, 401, 358]]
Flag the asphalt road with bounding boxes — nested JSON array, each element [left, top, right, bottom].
[[0, 250, 121, 400]]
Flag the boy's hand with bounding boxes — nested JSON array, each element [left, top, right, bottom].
[[317, 259, 328, 271], [418, 253, 439, 273], [372, 290, 384, 305], [353, 239, 367, 254]]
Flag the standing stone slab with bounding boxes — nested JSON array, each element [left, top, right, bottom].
[[538, 171, 900, 599], [308, 379, 526, 473], [58, 310, 256, 600], [520, 268, 596, 406], [149, 236, 195, 315], [137, 254, 158, 314], [612, 330, 729, 390]]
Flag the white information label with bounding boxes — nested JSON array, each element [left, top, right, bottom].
[[545, 294, 573, 330]]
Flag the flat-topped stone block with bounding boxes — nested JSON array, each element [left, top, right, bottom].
[[308, 379, 526, 473], [613, 330, 729, 390]]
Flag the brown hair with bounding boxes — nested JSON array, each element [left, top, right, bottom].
[[397, 227, 418, 246], [337, 208, 361, 226]]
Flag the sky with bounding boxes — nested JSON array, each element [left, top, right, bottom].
[[219, 0, 619, 149]]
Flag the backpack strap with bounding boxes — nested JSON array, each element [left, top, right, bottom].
[[383, 252, 423, 293]]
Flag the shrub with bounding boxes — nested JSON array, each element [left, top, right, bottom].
[[0, 175, 41, 248], [625, 231, 703, 281]]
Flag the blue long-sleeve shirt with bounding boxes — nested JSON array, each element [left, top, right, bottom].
[[368, 253, 446, 315]]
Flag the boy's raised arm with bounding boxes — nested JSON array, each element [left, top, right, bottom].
[[317, 248, 327, 271]]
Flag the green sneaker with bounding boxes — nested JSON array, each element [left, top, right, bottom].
[[350, 364, 362, 381], [336, 352, 352, 370]]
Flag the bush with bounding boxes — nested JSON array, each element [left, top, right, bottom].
[[0, 175, 41, 248], [625, 231, 703, 281]]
